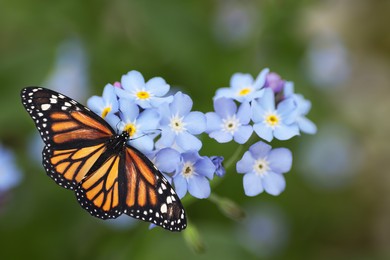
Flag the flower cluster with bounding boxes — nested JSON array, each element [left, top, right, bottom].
[[87, 68, 316, 200], [209, 68, 316, 196], [87, 71, 216, 199]]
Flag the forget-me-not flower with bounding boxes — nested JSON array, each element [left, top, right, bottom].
[[87, 83, 119, 119], [173, 151, 215, 199], [206, 98, 253, 144], [251, 88, 299, 142], [214, 68, 269, 102], [115, 70, 173, 109], [236, 141, 292, 196], [156, 92, 206, 152]]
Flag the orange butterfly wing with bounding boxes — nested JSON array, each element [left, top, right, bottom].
[[21, 87, 114, 189], [21, 87, 187, 231]]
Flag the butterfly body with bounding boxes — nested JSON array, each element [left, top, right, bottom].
[[21, 87, 186, 231]]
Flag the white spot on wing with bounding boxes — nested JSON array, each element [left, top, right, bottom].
[[41, 104, 51, 111]]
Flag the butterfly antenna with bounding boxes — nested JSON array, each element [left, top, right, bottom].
[[129, 129, 162, 141]]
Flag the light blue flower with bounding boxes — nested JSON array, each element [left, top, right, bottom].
[[173, 151, 215, 199], [87, 83, 119, 119], [214, 68, 269, 102], [156, 92, 206, 152], [206, 98, 253, 144], [236, 141, 292, 196], [0, 144, 22, 193], [115, 70, 173, 109], [284, 82, 317, 134], [251, 88, 299, 142], [106, 98, 160, 153]]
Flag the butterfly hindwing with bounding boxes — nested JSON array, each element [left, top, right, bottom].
[[42, 142, 107, 190], [123, 147, 187, 231], [76, 153, 123, 219]]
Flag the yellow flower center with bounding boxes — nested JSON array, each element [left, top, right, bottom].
[[101, 107, 111, 118], [239, 87, 252, 96], [124, 123, 137, 137], [266, 114, 279, 126], [136, 91, 150, 100]]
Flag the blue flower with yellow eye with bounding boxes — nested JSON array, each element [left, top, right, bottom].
[[214, 68, 269, 103], [251, 88, 299, 142], [115, 70, 173, 109], [87, 83, 119, 119]]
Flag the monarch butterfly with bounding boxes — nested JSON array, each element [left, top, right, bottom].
[[21, 87, 186, 232]]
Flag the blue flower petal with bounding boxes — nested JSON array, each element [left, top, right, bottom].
[[150, 96, 173, 107], [155, 148, 181, 173], [261, 88, 275, 111], [130, 136, 154, 153], [253, 68, 269, 89], [236, 151, 254, 174], [194, 157, 215, 180], [119, 99, 139, 122], [214, 87, 234, 100], [121, 70, 145, 91], [249, 141, 272, 159], [146, 77, 169, 96], [268, 148, 292, 174], [251, 99, 266, 123], [105, 114, 121, 131], [137, 109, 159, 132], [243, 172, 263, 196], [214, 98, 236, 119], [87, 96, 105, 115], [181, 151, 201, 163], [273, 124, 299, 140], [209, 130, 233, 143], [188, 175, 210, 199], [184, 111, 206, 134], [205, 112, 222, 133], [157, 126, 176, 146], [176, 132, 202, 151], [298, 117, 317, 134], [114, 87, 133, 100], [173, 174, 188, 199], [233, 125, 253, 144], [230, 73, 254, 90], [253, 123, 273, 142], [262, 173, 285, 196], [277, 98, 296, 118], [236, 102, 251, 124], [170, 92, 192, 116]]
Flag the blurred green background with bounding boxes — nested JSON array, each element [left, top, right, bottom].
[[1, 0, 390, 259]]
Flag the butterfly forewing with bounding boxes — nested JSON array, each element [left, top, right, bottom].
[[21, 87, 187, 232], [21, 87, 114, 147]]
